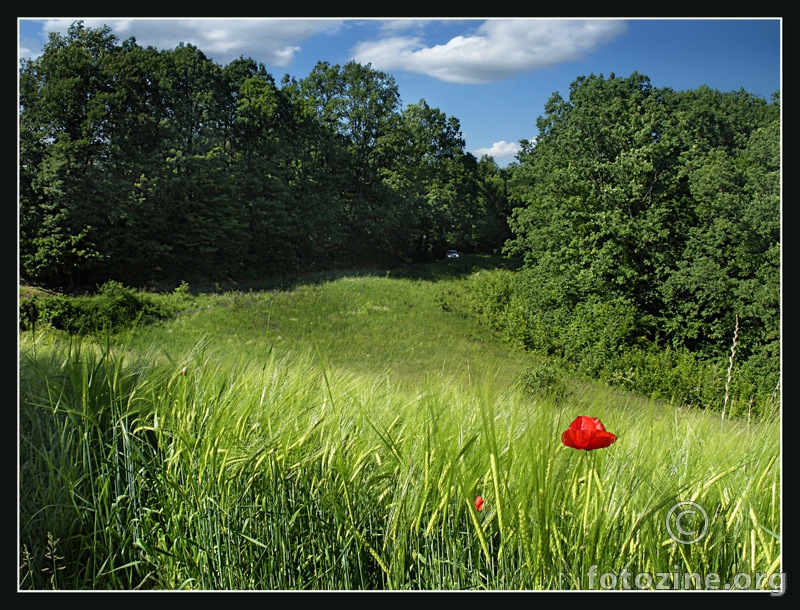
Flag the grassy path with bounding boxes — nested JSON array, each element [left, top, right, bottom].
[[129, 255, 532, 391]]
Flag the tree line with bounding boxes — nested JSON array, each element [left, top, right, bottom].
[[19, 22, 512, 289], [479, 72, 779, 411], [19, 23, 780, 410]]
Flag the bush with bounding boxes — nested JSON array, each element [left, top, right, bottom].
[[602, 346, 724, 410], [514, 360, 571, 405], [454, 267, 777, 418], [563, 296, 638, 378], [19, 281, 175, 335], [19, 294, 80, 332], [445, 268, 537, 350]]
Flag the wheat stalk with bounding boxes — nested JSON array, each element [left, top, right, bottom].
[[721, 314, 739, 421]]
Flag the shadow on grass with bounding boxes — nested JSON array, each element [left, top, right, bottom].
[[192, 254, 523, 294]]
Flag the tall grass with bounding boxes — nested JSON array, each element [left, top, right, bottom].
[[126, 269, 533, 391], [19, 326, 780, 590]]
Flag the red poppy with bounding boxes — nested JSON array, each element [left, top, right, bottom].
[[561, 416, 617, 451], [475, 496, 484, 511]]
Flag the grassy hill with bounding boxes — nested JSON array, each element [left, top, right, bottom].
[[125, 255, 531, 391], [18, 255, 782, 590]]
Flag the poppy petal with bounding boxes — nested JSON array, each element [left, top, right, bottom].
[[561, 416, 617, 450]]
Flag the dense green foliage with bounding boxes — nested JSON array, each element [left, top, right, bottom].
[[448, 73, 779, 415], [19, 26, 780, 413], [19, 22, 512, 289], [19, 280, 186, 334], [17, 30, 783, 585]]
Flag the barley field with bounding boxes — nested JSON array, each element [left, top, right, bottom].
[[18, 263, 781, 591]]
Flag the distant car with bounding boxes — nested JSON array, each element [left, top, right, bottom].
[[446, 250, 460, 259]]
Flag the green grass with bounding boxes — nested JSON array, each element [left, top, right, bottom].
[[128, 255, 531, 389], [18, 256, 781, 590]]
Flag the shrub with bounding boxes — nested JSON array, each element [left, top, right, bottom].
[[19, 294, 80, 332], [19, 281, 175, 335], [453, 267, 777, 418], [514, 360, 571, 405], [602, 346, 724, 410], [563, 296, 638, 378]]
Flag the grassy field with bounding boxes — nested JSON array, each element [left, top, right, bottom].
[[18, 256, 782, 590], [125, 257, 530, 390]]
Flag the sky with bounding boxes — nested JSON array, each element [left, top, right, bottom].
[[17, 18, 782, 167]]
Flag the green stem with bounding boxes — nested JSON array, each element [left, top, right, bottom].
[[582, 452, 595, 534]]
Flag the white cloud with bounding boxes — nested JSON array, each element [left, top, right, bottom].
[[376, 19, 434, 33], [36, 18, 344, 67], [18, 43, 39, 61], [472, 140, 522, 160], [352, 18, 627, 84]]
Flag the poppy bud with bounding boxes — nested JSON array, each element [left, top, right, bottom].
[[475, 496, 484, 511]]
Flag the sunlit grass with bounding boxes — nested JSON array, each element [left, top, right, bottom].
[[129, 262, 531, 390], [18, 259, 781, 590]]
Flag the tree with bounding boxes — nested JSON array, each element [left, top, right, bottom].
[[140, 43, 250, 279], [224, 60, 297, 273], [504, 72, 779, 382], [660, 110, 780, 360], [506, 73, 680, 324], [375, 99, 472, 259], [19, 22, 123, 287], [473, 155, 513, 253], [291, 61, 402, 262]]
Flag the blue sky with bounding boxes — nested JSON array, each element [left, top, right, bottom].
[[17, 18, 781, 166]]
